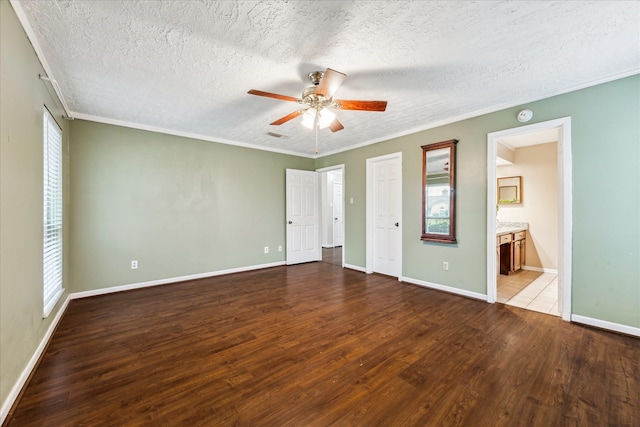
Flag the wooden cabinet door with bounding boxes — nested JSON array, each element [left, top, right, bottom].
[[520, 238, 526, 268], [512, 240, 521, 271]]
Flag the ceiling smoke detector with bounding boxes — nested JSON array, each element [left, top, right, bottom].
[[517, 109, 533, 122]]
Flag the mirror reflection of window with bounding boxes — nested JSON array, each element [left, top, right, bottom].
[[422, 139, 458, 243], [430, 201, 449, 217], [426, 185, 450, 234]]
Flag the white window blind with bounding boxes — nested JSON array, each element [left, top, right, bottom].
[[43, 108, 63, 317]]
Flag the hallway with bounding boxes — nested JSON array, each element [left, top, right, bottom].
[[322, 247, 342, 266]]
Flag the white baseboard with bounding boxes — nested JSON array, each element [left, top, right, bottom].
[[70, 261, 286, 299], [522, 265, 558, 274], [7, 262, 635, 427], [571, 314, 640, 337], [1, 294, 71, 425], [0, 261, 285, 424], [344, 263, 366, 273], [401, 276, 488, 301]]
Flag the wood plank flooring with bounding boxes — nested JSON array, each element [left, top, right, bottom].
[[322, 246, 342, 266], [5, 262, 639, 426]]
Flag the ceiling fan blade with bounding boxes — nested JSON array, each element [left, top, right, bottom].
[[316, 68, 347, 99], [248, 89, 300, 103], [270, 110, 304, 125], [329, 118, 344, 132], [334, 99, 387, 111]]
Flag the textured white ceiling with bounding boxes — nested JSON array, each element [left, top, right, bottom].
[[13, 0, 640, 157]]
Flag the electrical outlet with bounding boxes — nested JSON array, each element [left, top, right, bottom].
[[442, 261, 449, 271], [264, 246, 269, 254], [131, 260, 138, 269], [278, 245, 282, 252]]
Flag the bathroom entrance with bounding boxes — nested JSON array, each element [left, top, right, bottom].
[[486, 117, 572, 321]]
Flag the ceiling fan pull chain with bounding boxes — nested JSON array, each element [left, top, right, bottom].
[[315, 120, 319, 154]]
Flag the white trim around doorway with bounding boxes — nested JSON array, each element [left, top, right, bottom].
[[366, 152, 403, 278], [316, 164, 346, 268], [486, 117, 572, 321]]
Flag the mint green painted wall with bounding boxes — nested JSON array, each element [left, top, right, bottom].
[[0, 0, 70, 409], [1, 0, 638, 414], [69, 120, 313, 292], [317, 75, 640, 328], [317, 120, 493, 294], [563, 78, 639, 326]]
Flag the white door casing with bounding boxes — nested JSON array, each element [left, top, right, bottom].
[[286, 169, 321, 265], [317, 164, 346, 267], [486, 117, 572, 321], [333, 181, 343, 247], [366, 153, 402, 278]]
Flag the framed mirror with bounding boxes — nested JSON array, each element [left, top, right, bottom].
[[421, 139, 458, 243], [497, 176, 522, 204]]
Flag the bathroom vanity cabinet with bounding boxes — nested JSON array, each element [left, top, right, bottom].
[[497, 228, 526, 275]]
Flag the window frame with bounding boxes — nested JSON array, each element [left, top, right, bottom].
[[43, 107, 64, 317]]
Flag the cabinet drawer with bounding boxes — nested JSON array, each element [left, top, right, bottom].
[[499, 234, 512, 244], [513, 231, 526, 241]]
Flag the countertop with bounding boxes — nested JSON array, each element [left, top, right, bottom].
[[496, 222, 528, 237]]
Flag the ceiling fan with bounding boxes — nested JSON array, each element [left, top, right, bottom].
[[247, 68, 387, 133]]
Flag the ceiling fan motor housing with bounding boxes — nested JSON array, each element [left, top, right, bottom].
[[307, 71, 324, 86], [301, 86, 332, 109], [247, 67, 387, 133]]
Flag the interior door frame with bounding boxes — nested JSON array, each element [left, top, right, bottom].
[[332, 181, 343, 247], [486, 117, 572, 321], [285, 169, 322, 265], [366, 152, 402, 277], [316, 164, 345, 267]]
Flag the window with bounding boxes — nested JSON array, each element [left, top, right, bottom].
[[43, 108, 63, 317]]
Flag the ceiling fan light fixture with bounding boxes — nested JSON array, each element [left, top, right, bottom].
[[301, 107, 335, 129], [248, 67, 387, 138], [318, 107, 335, 128], [301, 109, 316, 129]]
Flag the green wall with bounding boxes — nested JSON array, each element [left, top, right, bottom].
[[0, 0, 70, 410], [2, 0, 638, 417], [69, 121, 313, 291], [317, 74, 640, 328]]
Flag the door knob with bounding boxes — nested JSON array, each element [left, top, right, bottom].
[[288, 221, 293, 224], [395, 222, 399, 227]]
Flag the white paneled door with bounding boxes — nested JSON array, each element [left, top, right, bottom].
[[286, 169, 321, 265], [333, 181, 343, 247], [367, 153, 402, 277]]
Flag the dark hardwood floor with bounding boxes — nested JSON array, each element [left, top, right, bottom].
[[5, 262, 639, 426], [322, 246, 342, 266]]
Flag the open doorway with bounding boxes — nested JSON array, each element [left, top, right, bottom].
[[487, 117, 572, 321], [318, 165, 345, 267], [496, 135, 559, 315]]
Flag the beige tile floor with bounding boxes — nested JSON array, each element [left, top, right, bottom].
[[498, 270, 560, 316], [497, 270, 541, 302]]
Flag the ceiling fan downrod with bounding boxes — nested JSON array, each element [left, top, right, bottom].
[[307, 71, 324, 86]]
